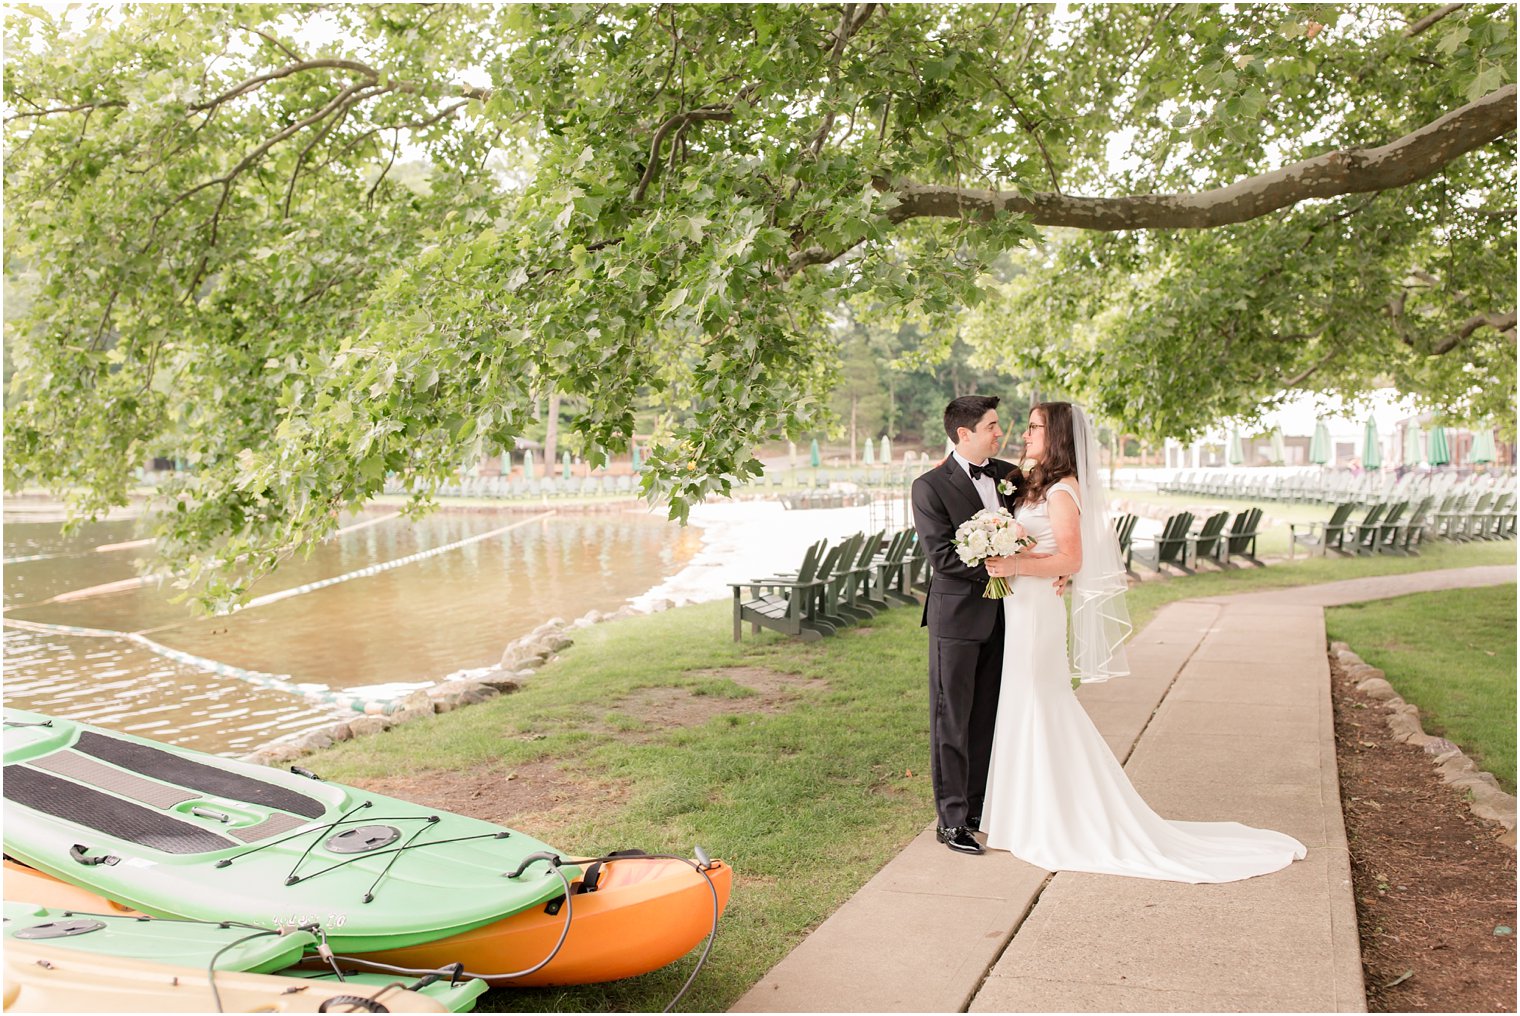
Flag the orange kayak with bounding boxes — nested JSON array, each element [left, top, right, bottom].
[[365, 854, 733, 986], [3, 860, 142, 915], [4, 854, 731, 988]]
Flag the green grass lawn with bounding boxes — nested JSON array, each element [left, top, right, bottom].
[[302, 537, 1515, 1011], [1326, 584, 1517, 795]]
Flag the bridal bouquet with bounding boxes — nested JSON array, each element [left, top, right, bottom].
[[954, 507, 1037, 599]]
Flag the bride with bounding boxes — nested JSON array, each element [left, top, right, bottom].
[[981, 401, 1307, 883]]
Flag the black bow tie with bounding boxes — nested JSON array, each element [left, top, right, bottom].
[[968, 462, 993, 481]]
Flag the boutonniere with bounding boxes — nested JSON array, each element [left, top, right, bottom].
[[998, 477, 1017, 497]]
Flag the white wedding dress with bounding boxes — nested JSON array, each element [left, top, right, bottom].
[[981, 486, 1307, 883]]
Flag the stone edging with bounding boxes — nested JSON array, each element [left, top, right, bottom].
[[239, 599, 681, 767], [1331, 640, 1517, 848]]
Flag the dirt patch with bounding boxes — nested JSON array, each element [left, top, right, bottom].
[[353, 759, 627, 832], [1331, 654, 1516, 1012], [350, 667, 817, 833], [611, 667, 821, 733]]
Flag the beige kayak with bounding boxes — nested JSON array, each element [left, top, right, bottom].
[[3, 937, 456, 1013]]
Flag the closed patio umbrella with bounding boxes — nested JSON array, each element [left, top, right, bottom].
[[809, 438, 821, 468], [1362, 419, 1382, 470], [1402, 425, 1423, 467], [880, 435, 892, 466], [523, 450, 536, 480], [862, 437, 875, 465], [1309, 422, 1332, 465], [1269, 427, 1286, 465], [1428, 426, 1451, 466], [1227, 430, 1244, 465], [1470, 426, 1497, 464], [561, 450, 572, 479], [631, 444, 642, 471]]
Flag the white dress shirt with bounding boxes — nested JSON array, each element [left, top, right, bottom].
[[951, 450, 999, 512]]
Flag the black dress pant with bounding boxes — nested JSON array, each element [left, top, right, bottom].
[[928, 607, 1004, 829]]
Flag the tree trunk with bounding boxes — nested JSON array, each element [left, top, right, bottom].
[[544, 387, 561, 468], [850, 396, 858, 465]]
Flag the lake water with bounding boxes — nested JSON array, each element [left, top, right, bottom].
[[3, 505, 699, 755]]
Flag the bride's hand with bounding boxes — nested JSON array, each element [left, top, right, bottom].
[[985, 555, 1012, 578]]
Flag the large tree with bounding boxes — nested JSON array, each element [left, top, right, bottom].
[[5, 3, 1514, 607]]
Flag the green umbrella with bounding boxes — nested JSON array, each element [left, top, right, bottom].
[[1428, 426, 1451, 466], [561, 450, 572, 479], [1361, 419, 1382, 470], [523, 450, 537, 480], [1309, 422, 1332, 465], [1269, 427, 1286, 465], [1402, 425, 1423, 467], [862, 437, 875, 465], [501, 451, 512, 475], [880, 435, 892, 466], [809, 438, 821, 468], [1227, 430, 1244, 465], [1470, 425, 1497, 464], [631, 444, 642, 471]]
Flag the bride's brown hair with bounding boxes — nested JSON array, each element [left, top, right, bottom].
[[1024, 401, 1079, 505]]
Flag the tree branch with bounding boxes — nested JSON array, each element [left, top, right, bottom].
[[4, 99, 125, 123], [878, 85, 1515, 232], [1431, 310, 1517, 354], [191, 59, 381, 110], [632, 107, 736, 202], [1406, 4, 1466, 37], [1279, 344, 1336, 388], [236, 23, 303, 62]]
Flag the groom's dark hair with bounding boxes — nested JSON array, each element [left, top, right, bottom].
[[943, 395, 1000, 442]]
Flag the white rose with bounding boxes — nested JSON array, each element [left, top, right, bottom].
[[990, 528, 1022, 556]]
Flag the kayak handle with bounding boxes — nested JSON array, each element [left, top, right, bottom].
[[190, 807, 231, 823], [69, 844, 119, 867], [504, 851, 563, 879]]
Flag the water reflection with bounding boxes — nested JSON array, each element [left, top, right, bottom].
[[3, 507, 698, 754]]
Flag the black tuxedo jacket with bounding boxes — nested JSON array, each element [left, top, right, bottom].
[[911, 455, 1023, 641]]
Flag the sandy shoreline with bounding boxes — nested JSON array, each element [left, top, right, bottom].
[[626, 499, 895, 611]]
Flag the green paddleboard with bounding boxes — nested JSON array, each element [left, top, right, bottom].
[[3, 708, 579, 953], [4, 901, 488, 1011]]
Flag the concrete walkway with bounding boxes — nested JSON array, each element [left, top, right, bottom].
[[733, 565, 1516, 1013]]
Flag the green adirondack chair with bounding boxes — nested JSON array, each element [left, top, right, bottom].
[[1345, 502, 1390, 554], [1482, 491, 1517, 540], [1219, 507, 1265, 567], [1112, 513, 1139, 574], [730, 541, 830, 641], [1289, 502, 1356, 558], [1368, 500, 1408, 554], [873, 529, 920, 607], [805, 543, 852, 632], [1128, 511, 1196, 574], [1391, 496, 1434, 555], [822, 532, 873, 625], [1187, 511, 1231, 569], [846, 530, 890, 616]]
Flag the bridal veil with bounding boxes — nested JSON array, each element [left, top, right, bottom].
[[1068, 405, 1132, 683]]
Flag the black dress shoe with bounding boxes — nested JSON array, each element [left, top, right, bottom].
[[936, 825, 984, 854], [967, 814, 981, 832]]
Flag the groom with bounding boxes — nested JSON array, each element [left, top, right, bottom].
[[911, 395, 1022, 855]]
